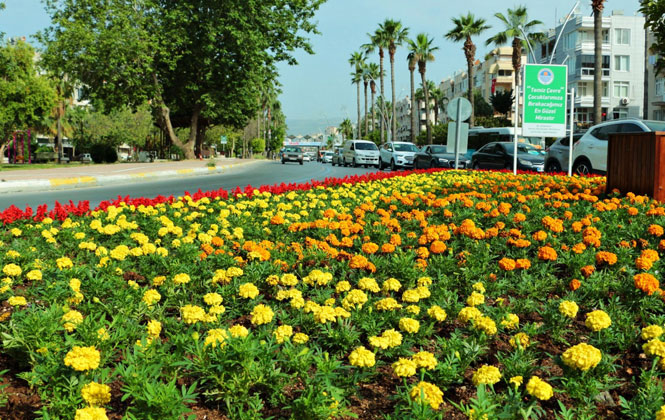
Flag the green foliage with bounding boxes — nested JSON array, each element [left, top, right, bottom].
[[251, 137, 266, 154], [474, 116, 512, 128], [339, 118, 354, 140], [490, 89, 514, 116], [416, 123, 448, 145], [72, 105, 153, 150], [641, 0, 665, 77], [90, 143, 118, 163], [474, 90, 494, 118]]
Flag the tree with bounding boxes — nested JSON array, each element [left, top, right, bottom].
[[445, 13, 490, 127], [339, 118, 353, 141], [474, 90, 494, 118], [349, 52, 365, 139], [363, 28, 389, 143], [486, 6, 545, 87], [366, 63, 380, 134], [362, 63, 370, 136], [592, 0, 606, 125], [490, 89, 514, 117], [407, 52, 417, 143], [381, 19, 409, 142], [407, 34, 438, 144], [39, 0, 324, 160], [641, 0, 665, 77], [415, 81, 443, 125]]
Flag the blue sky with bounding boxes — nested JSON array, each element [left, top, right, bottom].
[[0, 0, 640, 135]]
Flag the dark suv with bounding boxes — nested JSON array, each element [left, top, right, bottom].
[[281, 146, 304, 165]]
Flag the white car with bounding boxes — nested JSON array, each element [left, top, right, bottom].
[[321, 151, 334, 163], [379, 141, 419, 170], [572, 119, 665, 174]]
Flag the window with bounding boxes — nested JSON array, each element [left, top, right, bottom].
[[656, 78, 665, 97], [654, 109, 665, 121], [614, 28, 631, 45], [498, 69, 512, 77], [614, 55, 630, 72], [577, 82, 589, 96], [603, 82, 609, 97], [578, 55, 610, 76], [613, 81, 629, 98], [620, 123, 644, 133]]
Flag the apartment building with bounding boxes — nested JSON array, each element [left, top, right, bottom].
[[395, 96, 435, 142], [646, 29, 665, 121], [535, 10, 645, 126]]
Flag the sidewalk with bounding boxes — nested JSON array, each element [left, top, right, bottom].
[[0, 158, 260, 194]]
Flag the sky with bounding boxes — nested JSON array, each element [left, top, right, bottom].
[[0, 0, 641, 135]]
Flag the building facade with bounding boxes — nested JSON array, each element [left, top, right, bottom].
[[535, 10, 645, 126], [394, 96, 436, 142], [646, 29, 665, 121]]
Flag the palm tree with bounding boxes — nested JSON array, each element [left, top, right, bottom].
[[381, 19, 409, 142], [339, 118, 353, 141], [362, 63, 370, 136], [363, 28, 389, 143], [592, 0, 606, 125], [445, 13, 490, 127], [366, 63, 380, 133], [349, 52, 365, 138], [415, 81, 446, 126], [486, 6, 545, 87], [407, 34, 438, 144], [407, 51, 417, 143]]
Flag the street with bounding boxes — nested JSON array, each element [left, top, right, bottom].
[[0, 160, 379, 211]]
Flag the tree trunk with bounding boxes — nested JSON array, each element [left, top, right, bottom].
[[410, 67, 416, 143], [465, 35, 476, 127], [153, 73, 196, 160], [379, 48, 385, 143], [512, 37, 522, 87], [56, 105, 63, 163], [370, 81, 376, 135], [421, 67, 432, 144], [593, 3, 604, 125], [390, 50, 397, 142], [357, 82, 361, 138], [364, 81, 369, 137]]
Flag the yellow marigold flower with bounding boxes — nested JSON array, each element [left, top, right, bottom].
[[64, 346, 101, 371], [642, 325, 664, 341], [657, 405, 665, 420], [562, 343, 602, 371], [10, 228, 22, 236], [75, 407, 108, 420], [204, 328, 228, 348], [585, 310, 611, 332], [147, 320, 162, 337], [342, 289, 368, 310], [273, 325, 294, 343], [181, 305, 206, 324], [208, 304, 226, 316], [416, 286, 431, 299], [410, 381, 443, 410], [458, 306, 483, 323], [423, 306, 447, 324], [401, 289, 421, 303], [472, 282, 485, 293], [26, 270, 42, 281], [348, 346, 375, 368], [293, 332, 309, 344], [417, 276, 433, 287], [643, 339, 665, 357], [69, 278, 81, 292], [97, 328, 110, 341], [2, 263, 22, 277], [392, 357, 417, 377], [382, 278, 402, 292], [501, 314, 519, 330], [279, 274, 299, 287], [473, 365, 502, 386], [238, 283, 260, 299], [335, 281, 351, 293], [142, 289, 161, 306], [250, 304, 274, 325], [373, 298, 401, 311], [334, 306, 350, 319], [406, 305, 420, 315], [412, 351, 437, 370], [466, 291, 485, 307], [203, 293, 223, 306], [229, 325, 249, 338], [399, 317, 420, 334], [358, 277, 380, 293], [173, 273, 191, 285], [475, 316, 497, 336], [62, 310, 84, 332], [559, 300, 579, 319], [81, 382, 111, 406], [508, 331, 530, 349], [509, 376, 523, 388], [7, 296, 27, 306], [150, 276, 165, 287], [526, 376, 553, 400]]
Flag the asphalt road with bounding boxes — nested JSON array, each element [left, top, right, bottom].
[[0, 160, 380, 211]]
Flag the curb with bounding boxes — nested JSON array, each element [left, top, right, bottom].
[[0, 160, 261, 194]]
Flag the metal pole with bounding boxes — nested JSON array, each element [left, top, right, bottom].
[[454, 103, 462, 169], [568, 87, 575, 176], [550, 1, 580, 65], [513, 85, 519, 175], [27, 129, 31, 164]]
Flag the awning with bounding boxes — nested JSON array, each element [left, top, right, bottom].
[[489, 61, 513, 73]]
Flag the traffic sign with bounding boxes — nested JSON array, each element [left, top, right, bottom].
[[522, 64, 567, 137], [446, 97, 472, 122], [446, 122, 469, 154], [220, 135, 228, 145]]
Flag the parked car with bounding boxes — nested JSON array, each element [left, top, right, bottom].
[[321, 151, 334, 163], [331, 148, 344, 166], [413, 145, 472, 169], [379, 141, 419, 170], [544, 133, 584, 173], [572, 119, 665, 175], [76, 153, 93, 163], [303, 154, 311, 162], [281, 146, 304, 165], [471, 142, 545, 172], [342, 140, 380, 168]]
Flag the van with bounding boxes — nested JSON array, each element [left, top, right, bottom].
[[342, 140, 380, 168]]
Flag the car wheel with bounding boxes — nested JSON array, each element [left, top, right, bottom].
[[573, 159, 592, 176], [472, 162, 480, 170], [281, 159, 285, 164], [379, 159, 385, 170], [374, 164, 380, 169], [390, 159, 396, 171], [546, 160, 562, 173], [299, 160, 303, 165], [353, 158, 358, 168], [429, 159, 437, 169]]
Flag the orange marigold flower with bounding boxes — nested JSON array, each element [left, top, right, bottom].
[[532, 231, 548, 241], [381, 243, 396, 253], [627, 207, 639, 216], [660, 240, 665, 251], [571, 243, 587, 254], [515, 259, 531, 270], [489, 273, 497, 281], [349, 255, 369, 269], [636, 257, 653, 271], [211, 236, 224, 247], [648, 224, 664, 237], [429, 241, 447, 254], [595, 251, 617, 266], [581, 265, 595, 278], [362, 242, 379, 254], [569, 279, 581, 291], [270, 215, 285, 225], [538, 246, 557, 261], [417, 247, 430, 259], [634, 273, 660, 295], [641, 249, 660, 262], [499, 258, 516, 271], [390, 234, 402, 246]]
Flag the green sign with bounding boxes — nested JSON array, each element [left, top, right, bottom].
[[220, 135, 228, 145], [523, 64, 567, 137]]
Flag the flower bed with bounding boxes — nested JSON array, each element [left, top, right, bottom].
[[1, 170, 665, 419]]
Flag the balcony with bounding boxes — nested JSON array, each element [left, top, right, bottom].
[[574, 95, 610, 107]]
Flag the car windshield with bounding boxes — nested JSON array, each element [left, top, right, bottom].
[[324, 152, 333, 156], [284, 147, 301, 153], [514, 144, 545, 155], [430, 146, 448, 154], [355, 142, 378, 150], [644, 121, 665, 131], [394, 143, 418, 152]]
